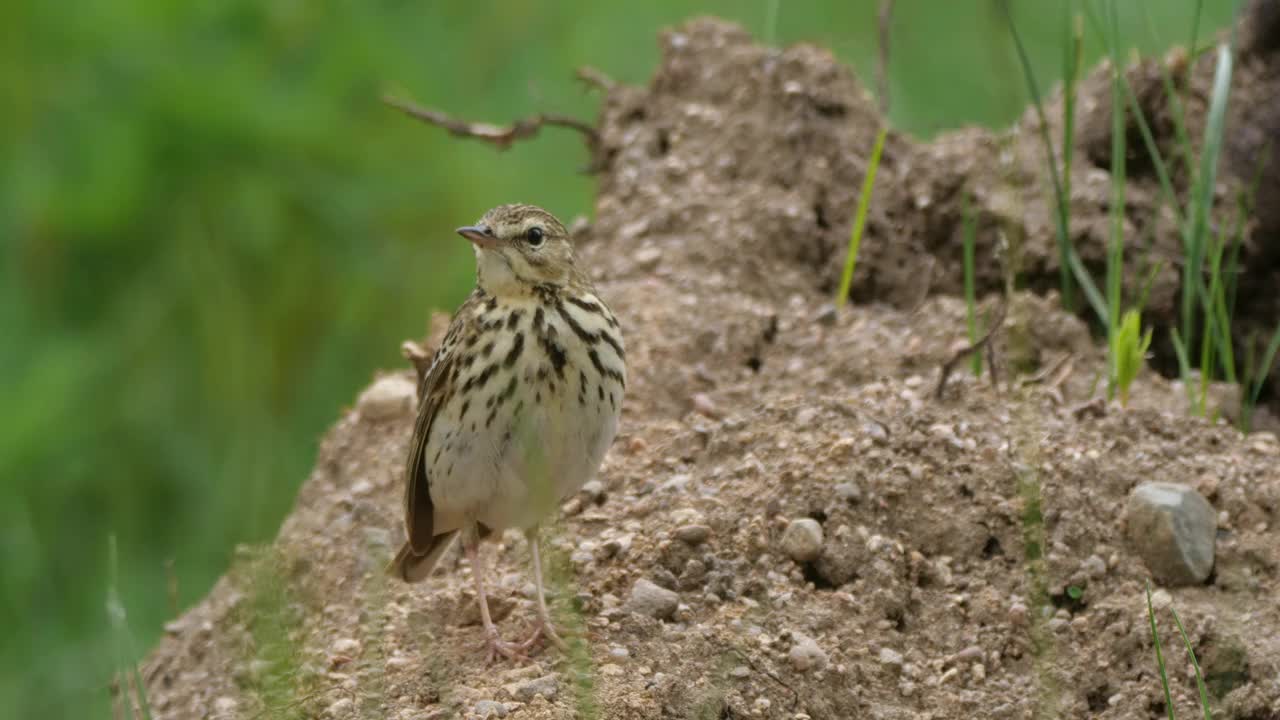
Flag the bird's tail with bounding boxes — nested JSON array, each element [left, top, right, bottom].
[[388, 530, 459, 583]]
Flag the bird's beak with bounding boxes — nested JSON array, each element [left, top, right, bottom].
[[457, 224, 499, 249]]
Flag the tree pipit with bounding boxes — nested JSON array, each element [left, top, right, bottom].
[[390, 204, 626, 662]]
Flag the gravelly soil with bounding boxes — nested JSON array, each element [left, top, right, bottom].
[[142, 16, 1280, 720]]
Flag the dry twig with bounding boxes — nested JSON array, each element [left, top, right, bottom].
[[382, 94, 597, 151], [934, 303, 1007, 400], [575, 66, 616, 93]]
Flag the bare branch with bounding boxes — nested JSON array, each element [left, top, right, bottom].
[[382, 94, 597, 151], [575, 66, 617, 93], [934, 302, 1007, 400]]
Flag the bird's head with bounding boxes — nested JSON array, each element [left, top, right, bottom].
[[457, 204, 578, 295]]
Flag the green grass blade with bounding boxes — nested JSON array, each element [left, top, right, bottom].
[[1171, 327, 1198, 414], [834, 126, 887, 308], [1247, 322, 1280, 419], [1183, 44, 1234, 362], [1146, 583, 1179, 720], [108, 535, 155, 720], [1004, 0, 1097, 318], [1170, 606, 1214, 720], [1105, 0, 1126, 399], [1187, 0, 1206, 75], [963, 191, 982, 376]]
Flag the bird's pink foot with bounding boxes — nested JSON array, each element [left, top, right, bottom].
[[481, 627, 531, 664]]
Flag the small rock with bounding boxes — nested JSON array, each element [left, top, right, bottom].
[[781, 518, 824, 563], [599, 663, 625, 677], [878, 648, 904, 672], [675, 524, 712, 545], [472, 700, 508, 719], [692, 393, 721, 418], [1008, 602, 1029, 626], [625, 579, 679, 620], [788, 632, 829, 672], [1124, 482, 1216, 585], [326, 697, 354, 718], [213, 697, 238, 716], [507, 674, 558, 702], [330, 638, 361, 656], [814, 303, 838, 326], [357, 375, 416, 421], [580, 480, 606, 503], [834, 482, 862, 503], [1081, 554, 1106, 579], [729, 665, 751, 679], [634, 246, 662, 269], [608, 646, 630, 660]]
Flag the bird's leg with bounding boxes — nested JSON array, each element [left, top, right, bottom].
[[465, 536, 525, 663], [520, 526, 570, 651]]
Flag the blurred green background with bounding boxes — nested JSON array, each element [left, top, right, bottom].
[[0, 1, 1233, 716]]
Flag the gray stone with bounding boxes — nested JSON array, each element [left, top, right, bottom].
[[674, 524, 712, 545], [472, 700, 508, 718], [878, 647, 904, 672], [780, 518, 824, 563], [834, 482, 862, 503], [356, 375, 416, 421], [1125, 482, 1216, 586], [505, 674, 558, 702], [788, 632, 829, 672], [625, 578, 679, 620], [814, 533, 861, 586]]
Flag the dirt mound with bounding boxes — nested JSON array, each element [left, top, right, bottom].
[[142, 16, 1280, 720]]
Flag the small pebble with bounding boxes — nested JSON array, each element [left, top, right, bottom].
[[1081, 554, 1107, 579], [472, 700, 507, 719], [834, 482, 862, 503], [675, 524, 712, 545], [505, 674, 558, 703], [879, 647, 904, 672], [580, 480, 606, 503], [326, 697, 354, 718], [1008, 602, 1029, 626], [788, 632, 829, 672], [781, 518, 824, 563], [625, 579, 679, 620], [330, 638, 361, 656]]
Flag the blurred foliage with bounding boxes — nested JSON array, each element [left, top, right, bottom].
[[0, 0, 1231, 716]]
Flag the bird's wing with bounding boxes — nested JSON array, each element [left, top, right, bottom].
[[402, 294, 478, 554]]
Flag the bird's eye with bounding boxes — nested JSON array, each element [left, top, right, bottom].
[[526, 227, 545, 246]]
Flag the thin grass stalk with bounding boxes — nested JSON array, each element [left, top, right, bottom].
[[834, 126, 887, 308], [107, 535, 154, 720], [1245, 323, 1280, 431], [1135, 2, 1200, 198], [1104, 0, 1126, 399], [962, 191, 981, 376], [1170, 606, 1214, 720], [1171, 328, 1199, 414], [1145, 583, 1179, 720], [1205, 226, 1237, 384], [1002, 1, 1108, 324], [1061, 3, 1082, 296]]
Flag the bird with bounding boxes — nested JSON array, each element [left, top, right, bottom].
[[389, 203, 626, 661]]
